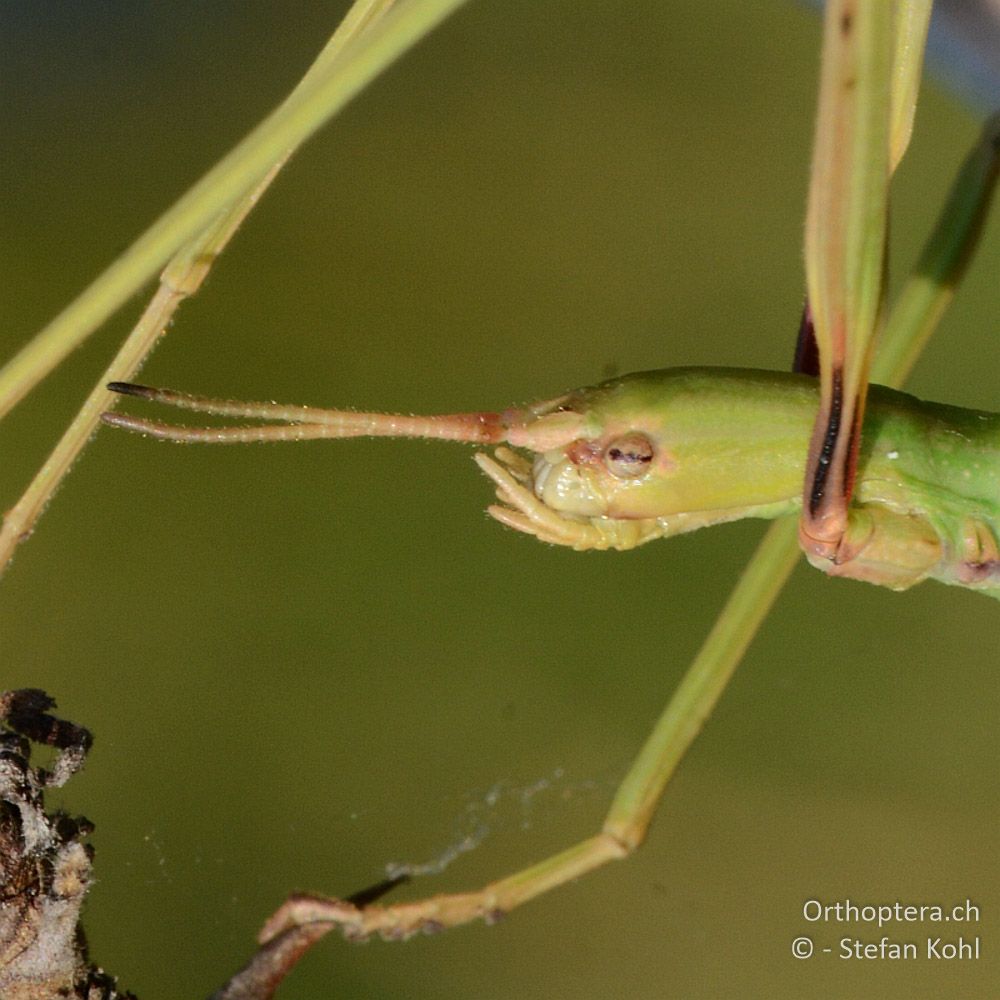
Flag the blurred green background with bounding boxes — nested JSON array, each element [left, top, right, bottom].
[[2, 2, 998, 997]]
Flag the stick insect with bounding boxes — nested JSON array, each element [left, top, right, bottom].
[[97, 2, 999, 954]]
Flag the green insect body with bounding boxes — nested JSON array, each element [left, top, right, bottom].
[[491, 367, 1000, 597], [105, 366, 1000, 599]]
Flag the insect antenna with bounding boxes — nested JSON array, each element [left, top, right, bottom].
[[101, 382, 508, 445]]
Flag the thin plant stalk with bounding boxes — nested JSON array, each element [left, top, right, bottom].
[[0, 0, 467, 570], [0, 0, 468, 424]]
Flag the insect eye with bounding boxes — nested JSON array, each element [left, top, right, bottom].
[[603, 433, 654, 479]]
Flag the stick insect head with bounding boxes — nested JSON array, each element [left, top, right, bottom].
[[478, 373, 683, 550], [101, 374, 689, 552]]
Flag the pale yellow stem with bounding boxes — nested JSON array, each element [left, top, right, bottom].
[[0, 0, 473, 572]]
